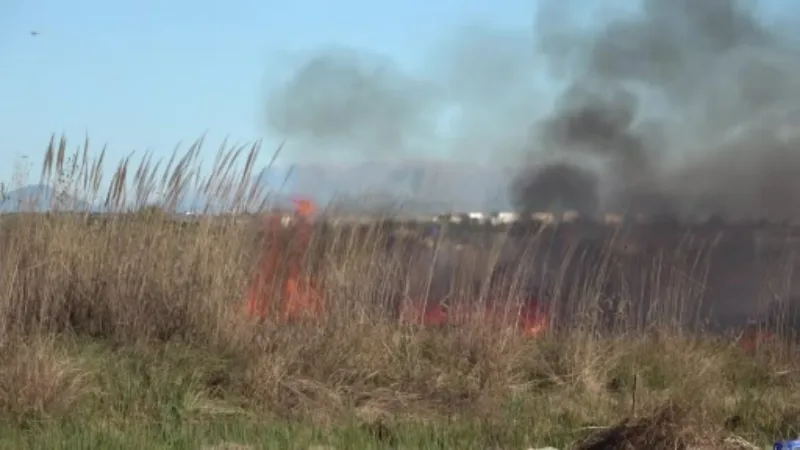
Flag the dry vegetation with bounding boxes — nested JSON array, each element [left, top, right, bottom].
[[0, 135, 798, 449]]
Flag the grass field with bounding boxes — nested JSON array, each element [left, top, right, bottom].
[[0, 136, 798, 450]]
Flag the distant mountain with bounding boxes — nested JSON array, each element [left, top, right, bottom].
[[0, 182, 295, 215], [162, 162, 514, 215], [0, 161, 515, 215], [0, 184, 93, 213], [0, 164, 512, 215], [174, 181, 287, 214], [254, 161, 514, 213]]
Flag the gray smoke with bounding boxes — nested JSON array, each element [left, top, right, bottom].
[[264, 47, 440, 161], [512, 162, 600, 215], [515, 0, 800, 220], [265, 1, 800, 219], [263, 30, 540, 210]]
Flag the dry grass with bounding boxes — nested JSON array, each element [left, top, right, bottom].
[[0, 135, 799, 449], [0, 337, 89, 424]]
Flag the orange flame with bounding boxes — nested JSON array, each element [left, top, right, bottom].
[[737, 325, 773, 353], [292, 197, 317, 218], [398, 297, 550, 337], [245, 196, 324, 322], [243, 200, 549, 337]]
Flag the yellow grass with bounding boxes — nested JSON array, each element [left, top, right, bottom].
[[0, 134, 798, 449]]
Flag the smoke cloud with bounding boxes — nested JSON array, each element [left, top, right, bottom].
[[264, 0, 800, 219], [264, 47, 441, 162], [519, 0, 800, 219]]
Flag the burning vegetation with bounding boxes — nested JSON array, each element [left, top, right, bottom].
[[245, 197, 552, 336], [263, 0, 800, 223], [3, 134, 800, 447]]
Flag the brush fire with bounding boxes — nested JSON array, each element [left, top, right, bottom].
[[245, 197, 324, 322], [243, 197, 800, 349], [243, 198, 550, 336]]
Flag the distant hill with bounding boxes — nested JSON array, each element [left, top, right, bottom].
[[0, 184, 93, 213], [255, 161, 514, 213], [0, 162, 514, 215]]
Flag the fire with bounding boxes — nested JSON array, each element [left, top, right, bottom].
[[243, 199, 549, 337], [520, 304, 549, 337], [398, 298, 550, 336], [737, 324, 773, 353], [292, 197, 317, 218], [244, 196, 324, 322]]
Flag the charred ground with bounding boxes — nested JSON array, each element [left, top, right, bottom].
[[291, 216, 800, 338]]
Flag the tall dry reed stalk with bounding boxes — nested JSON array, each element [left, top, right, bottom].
[[0, 134, 799, 435]]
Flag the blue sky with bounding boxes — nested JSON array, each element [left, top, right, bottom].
[[0, 0, 543, 190], [1, 0, 795, 195]]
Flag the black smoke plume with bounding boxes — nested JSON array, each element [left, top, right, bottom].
[[264, 1, 800, 219], [515, 0, 800, 220]]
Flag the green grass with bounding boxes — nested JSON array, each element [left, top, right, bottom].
[[0, 334, 797, 449], [1, 136, 799, 449], [0, 421, 545, 450], [0, 338, 581, 450]]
